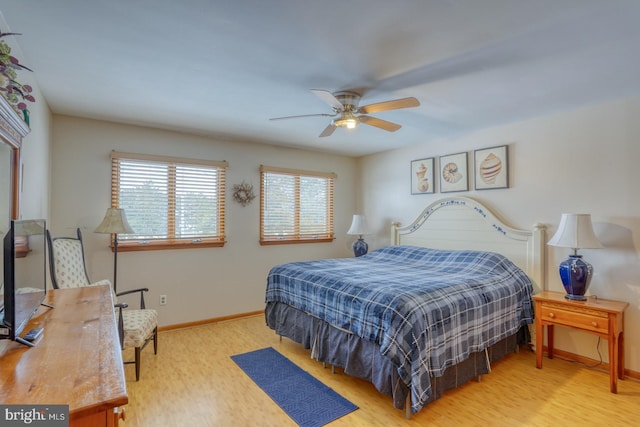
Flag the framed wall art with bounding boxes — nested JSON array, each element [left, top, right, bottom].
[[410, 157, 435, 194], [439, 152, 468, 193], [474, 145, 509, 190]]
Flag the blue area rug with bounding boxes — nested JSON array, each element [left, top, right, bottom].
[[231, 347, 358, 427]]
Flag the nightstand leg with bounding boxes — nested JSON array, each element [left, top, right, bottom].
[[535, 317, 543, 369], [610, 333, 618, 393], [618, 331, 625, 380], [547, 325, 554, 359]]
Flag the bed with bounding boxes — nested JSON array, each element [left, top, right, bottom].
[[265, 196, 545, 416]]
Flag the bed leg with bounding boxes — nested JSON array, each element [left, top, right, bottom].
[[331, 365, 335, 374], [484, 348, 492, 373], [323, 362, 327, 368], [279, 335, 282, 342], [405, 393, 411, 419]]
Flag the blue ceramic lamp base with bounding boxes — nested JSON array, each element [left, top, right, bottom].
[[558, 254, 593, 301], [352, 237, 368, 257]]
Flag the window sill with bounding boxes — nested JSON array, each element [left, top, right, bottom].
[[114, 239, 226, 252], [259, 237, 334, 246]]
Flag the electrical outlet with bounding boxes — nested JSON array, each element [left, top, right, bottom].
[[159, 294, 167, 305]]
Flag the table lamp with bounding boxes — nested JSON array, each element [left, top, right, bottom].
[[347, 214, 370, 257], [547, 213, 603, 300], [95, 208, 134, 293]]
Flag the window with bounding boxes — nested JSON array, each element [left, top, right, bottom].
[[110, 151, 228, 251], [260, 165, 336, 245]]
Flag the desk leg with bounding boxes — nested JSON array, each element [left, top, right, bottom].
[[547, 325, 554, 359]]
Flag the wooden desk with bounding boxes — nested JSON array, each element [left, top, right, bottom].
[[0, 285, 128, 426], [533, 291, 628, 393]]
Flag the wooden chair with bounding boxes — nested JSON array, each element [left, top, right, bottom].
[[46, 228, 158, 381]]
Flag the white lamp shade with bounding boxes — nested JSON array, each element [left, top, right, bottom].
[[347, 214, 370, 235], [95, 208, 134, 234], [547, 213, 603, 249]]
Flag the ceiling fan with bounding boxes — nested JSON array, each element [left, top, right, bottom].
[[270, 89, 420, 137]]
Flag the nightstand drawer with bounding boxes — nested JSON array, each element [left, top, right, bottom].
[[539, 303, 609, 334]]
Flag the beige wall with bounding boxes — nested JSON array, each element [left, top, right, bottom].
[[360, 95, 640, 372], [18, 93, 51, 221], [50, 115, 358, 326]]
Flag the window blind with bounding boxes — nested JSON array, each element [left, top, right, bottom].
[[110, 151, 227, 250], [260, 165, 335, 244]]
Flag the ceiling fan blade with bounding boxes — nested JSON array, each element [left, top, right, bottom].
[[358, 115, 402, 132], [311, 89, 344, 110], [270, 113, 336, 121], [358, 97, 420, 114], [319, 123, 336, 137]]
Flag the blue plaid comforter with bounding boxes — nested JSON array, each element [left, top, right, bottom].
[[265, 245, 534, 412]]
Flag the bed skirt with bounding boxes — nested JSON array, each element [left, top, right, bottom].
[[265, 301, 521, 412]]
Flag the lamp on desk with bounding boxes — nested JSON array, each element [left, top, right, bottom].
[[548, 213, 603, 301], [347, 214, 371, 257], [95, 208, 134, 294]]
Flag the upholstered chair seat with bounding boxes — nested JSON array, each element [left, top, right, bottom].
[[123, 308, 158, 348]]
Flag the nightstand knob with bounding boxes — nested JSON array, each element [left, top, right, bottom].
[[592, 322, 598, 327], [549, 312, 555, 318]]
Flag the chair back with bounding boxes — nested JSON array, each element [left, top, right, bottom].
[[46, 228, 92, 289]]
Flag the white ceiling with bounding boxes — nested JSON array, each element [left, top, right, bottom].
[[1, 0, 639, 157]]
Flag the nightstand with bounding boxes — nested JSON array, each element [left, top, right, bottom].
[[533, 291, 628, 393]]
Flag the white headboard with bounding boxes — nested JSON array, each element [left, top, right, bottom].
[[391, 197, 546, 293]]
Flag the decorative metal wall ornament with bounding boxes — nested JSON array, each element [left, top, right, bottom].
[[232, 181, 255, 206]]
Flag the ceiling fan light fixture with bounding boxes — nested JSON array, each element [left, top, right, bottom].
[[334, 113, 358, 129]]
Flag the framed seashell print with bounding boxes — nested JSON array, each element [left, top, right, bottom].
[[411, 157, 435, 194], [474, 145, 509, 190], [439, 152, 468, 193]]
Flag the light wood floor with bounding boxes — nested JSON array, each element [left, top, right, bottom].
[[122, 315, 640, 427]]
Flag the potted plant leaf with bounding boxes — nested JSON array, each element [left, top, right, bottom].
[[0, 30, 36, 124]]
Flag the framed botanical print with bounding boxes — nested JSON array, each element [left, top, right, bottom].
[[439, 152, 468, 192], [474, 145, 509, 190], [411, 157, 435, 194]]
